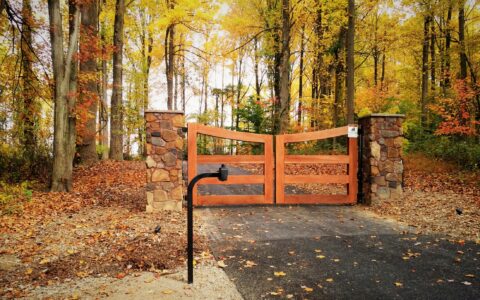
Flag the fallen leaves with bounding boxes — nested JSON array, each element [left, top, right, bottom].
[[244, 260, 257, 268], [217, 260, 227, 268], [39, 258, 50, 265], [0, 161, 208, 298], [367, 154, 480, 241], [302, 286, 313, 292], [274, 271, 286, 277], [402, 249, 421, 260], [394, 282, 403, 287]]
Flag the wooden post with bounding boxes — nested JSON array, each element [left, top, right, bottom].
[[275, 135, 285, 204], [264, 135, 274, 203], [187, 123, 198, 205]]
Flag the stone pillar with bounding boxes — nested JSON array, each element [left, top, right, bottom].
[[358, 114, 405, 205], [145, 110, 185, 212]]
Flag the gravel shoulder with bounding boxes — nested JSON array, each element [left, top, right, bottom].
[[23, 265, 242, 300]]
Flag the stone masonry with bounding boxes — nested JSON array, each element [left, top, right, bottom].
[[145, 110, 185, 212], [359, 114, 405, 205]]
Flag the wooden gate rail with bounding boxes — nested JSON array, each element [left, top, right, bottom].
[[275, 126, 358, 205], [187, 123, 274, 206]]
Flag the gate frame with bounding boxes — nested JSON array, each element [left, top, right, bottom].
[[275, 126, 358, 204], [187, 123, 274, 206]]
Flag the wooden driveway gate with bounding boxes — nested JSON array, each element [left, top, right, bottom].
[[187, 123, 357, 206]]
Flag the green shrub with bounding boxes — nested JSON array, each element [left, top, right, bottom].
[[96, 144, 109, 159], [0, 144, 52, 183], [0, 181, 33, 215]]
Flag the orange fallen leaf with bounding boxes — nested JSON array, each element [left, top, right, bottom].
[[244, 260, 257, 268], [302, 286, 313, 292]]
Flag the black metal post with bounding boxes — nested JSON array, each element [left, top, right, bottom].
[[187, 164, 228, 284], [357, 126, 365, 204]]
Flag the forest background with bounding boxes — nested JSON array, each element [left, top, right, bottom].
[[0, 0, 479, 193]]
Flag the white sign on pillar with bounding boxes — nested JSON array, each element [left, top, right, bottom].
[[348, 126, 358, 138]]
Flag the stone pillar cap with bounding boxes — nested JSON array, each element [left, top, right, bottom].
[[359, 113, 405, 119]]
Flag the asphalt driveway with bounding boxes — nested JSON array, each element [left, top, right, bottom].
[[199, 206, 479, 300]]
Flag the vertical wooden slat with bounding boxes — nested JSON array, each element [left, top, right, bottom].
[[264, 135, 274, 203], [348, 137, 358, 203], [275, 135, 285, 204], [187, 123, 198, 205]]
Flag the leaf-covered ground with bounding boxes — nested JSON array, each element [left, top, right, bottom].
[[367, 154, 480, 241], [0, 161, 207, 299]]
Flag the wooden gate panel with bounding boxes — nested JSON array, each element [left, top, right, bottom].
[[188, 123, 274, 206], [276, 126, 358, 205]]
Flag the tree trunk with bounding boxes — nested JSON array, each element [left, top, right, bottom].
[[100, 13, 109, 160], [48, 0, 80, 191], [444, 4, 452, 89], [199, 74, 204, 114], [139, 13, 152, 157], [274, 0, 291, 134], [380, 29, 386, 90], [109, 0, 124, 160], [214, 93, 219, 127], [420, 15, 430, 127], [174, 55, 178, 110], [254, 37, 261, 100], [165, 0, 175, 110], [373, 11, 378, 87], [334, 28, 346, 130], [20, 0, 37, 155], [235, 56, 243, 131], [204, 71, 208, 114], [181, 51, 186, 111], [430, 17, 436, 92], [311, 3, 323, 130], [220, 60, 225, 128], [77, 0, 99, 165], [346, 0, 355, 124], [380, 52, 386, 90], [297, 25, 304, 127], [458, 2, 467, 80]]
